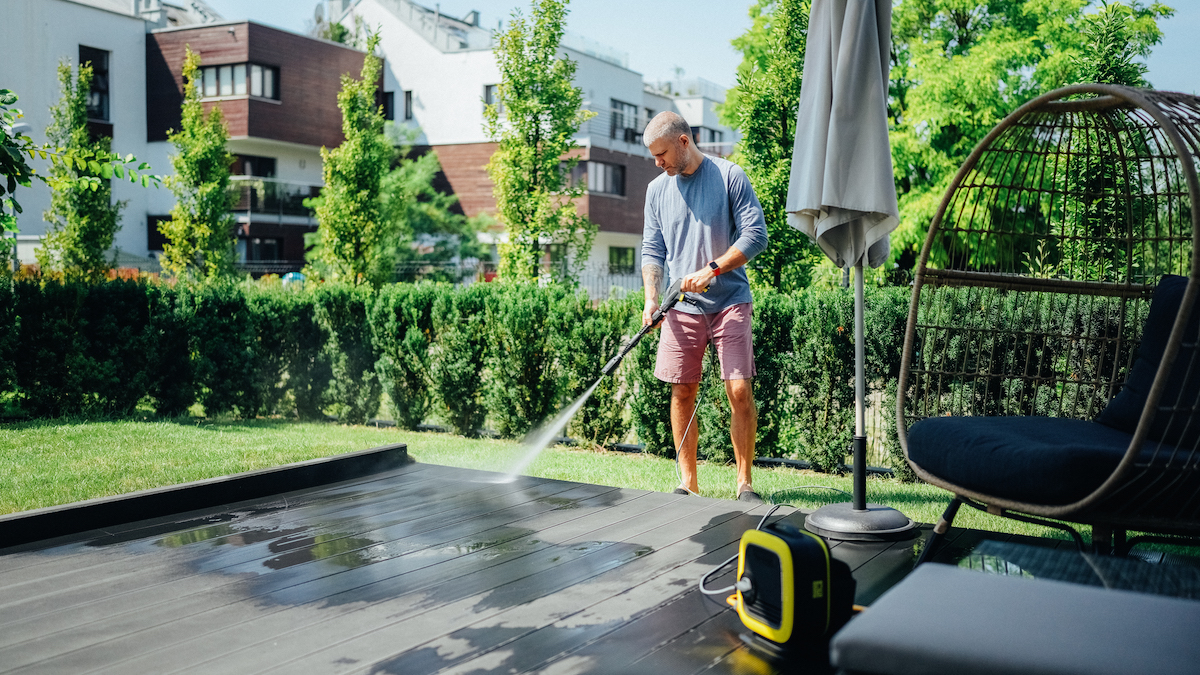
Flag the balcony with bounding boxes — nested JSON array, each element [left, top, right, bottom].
[[229, 176, 322, 223]]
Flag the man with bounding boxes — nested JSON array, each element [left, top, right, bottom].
[[640, 111, 769, 502]]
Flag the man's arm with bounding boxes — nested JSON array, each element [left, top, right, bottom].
[[641, 183, 668, 327], [642, 263, 664, 327]]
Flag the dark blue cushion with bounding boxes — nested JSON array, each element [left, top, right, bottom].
[[908, 416, 1136, 505], [1096, 274, 1200, 446]]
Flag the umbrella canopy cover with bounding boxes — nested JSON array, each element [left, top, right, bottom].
[[786, 0, 898, 269]]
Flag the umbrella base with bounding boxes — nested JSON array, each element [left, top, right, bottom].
[[805, 502, 918, 542]]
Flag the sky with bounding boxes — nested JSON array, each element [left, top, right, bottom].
[[203, 0, 1200, 95]]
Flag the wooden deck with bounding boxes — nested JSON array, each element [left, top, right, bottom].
[[0, 452, 1062, 675]]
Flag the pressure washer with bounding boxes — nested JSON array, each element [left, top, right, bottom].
[[701, 507, 856, 659]]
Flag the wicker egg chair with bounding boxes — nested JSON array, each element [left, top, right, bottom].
[[896, 84, 1200, 560]]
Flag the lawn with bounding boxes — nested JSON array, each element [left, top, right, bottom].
[[0, 417, 1071, 541]]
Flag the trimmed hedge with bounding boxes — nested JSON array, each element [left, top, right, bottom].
[[3, 277, 929, 474]]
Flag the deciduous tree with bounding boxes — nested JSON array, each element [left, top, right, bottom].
[[1, 88, 158, 273], [306, 32, 392, 286], [36, 61, 125, 282], [484, 0, 596, 284], [160, 46, 236, 280], [887, 0, 1171, 268], [722, 0, 819, 290]]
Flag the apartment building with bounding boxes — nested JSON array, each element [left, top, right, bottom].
[[145, 21, 371, 267], [2, 0, 367, 269]]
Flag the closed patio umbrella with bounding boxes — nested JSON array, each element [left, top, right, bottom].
[[786, 0, 915, 541]]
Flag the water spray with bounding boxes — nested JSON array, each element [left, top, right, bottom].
[[498, 278, 700, 484]]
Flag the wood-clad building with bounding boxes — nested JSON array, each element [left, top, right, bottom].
[[144, 22, 375, 265]]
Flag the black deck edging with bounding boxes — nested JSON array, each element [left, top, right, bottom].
[[0, 443, 410, 549], [753, 456, 895, 477]]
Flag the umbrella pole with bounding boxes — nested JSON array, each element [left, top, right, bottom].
[[803, 259, 916, 542], [853, 260, 867, 511]]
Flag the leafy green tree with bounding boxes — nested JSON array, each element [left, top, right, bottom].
[[723, 0, 819, 290], [887, 0, 1171, 268], [1, 89, 157, 272], [382, 138, 489, 283], [1075, 1, 1157, 86], [160, 46, 236, 280], [36, 61, 125, 282], [484, 0, 596, 284], [306, 32, 392, 287]]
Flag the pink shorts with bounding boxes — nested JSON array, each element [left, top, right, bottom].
[[655, 303, 756, 383]]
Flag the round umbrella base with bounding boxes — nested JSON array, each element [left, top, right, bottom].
[[804, 502, 918, 542]]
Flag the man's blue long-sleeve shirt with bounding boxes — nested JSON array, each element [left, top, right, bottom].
[[641, 155, 769, 315]]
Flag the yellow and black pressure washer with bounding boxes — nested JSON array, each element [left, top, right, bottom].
[[702, 512, 856, 657]]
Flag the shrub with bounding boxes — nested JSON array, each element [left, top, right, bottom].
[[564, 292, 636, 448], [145, 283, 194, 417], [0, 278, 16, 400], [429, 283, 493, 436], [485, 283, 569, 438], [697, 346, 734, 464], [314, 283, 381, 424], [749, 288, 798, 458], [246, 284, 329, 418], [12, 279, 90, 417], [792, 286, 856, 472], [185, 282, 258, 416], [372, 283, 440, 429], [628, 289, 674, 456]]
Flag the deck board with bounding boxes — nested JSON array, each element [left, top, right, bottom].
[[0, 457, 1090, 675]]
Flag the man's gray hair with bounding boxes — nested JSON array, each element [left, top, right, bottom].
[[643, 111, 693, 147]]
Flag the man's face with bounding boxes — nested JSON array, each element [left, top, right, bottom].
[[648, 136, 690, 176]]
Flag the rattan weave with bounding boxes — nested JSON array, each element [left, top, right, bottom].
[[897, 84, 1200, 537]]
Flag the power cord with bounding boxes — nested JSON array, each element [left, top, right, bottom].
[[697, 504, 784, 599]]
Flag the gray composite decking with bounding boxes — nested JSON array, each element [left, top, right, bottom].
[[0, 448, 1059, 675]]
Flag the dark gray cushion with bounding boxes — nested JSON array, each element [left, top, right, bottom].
[[907, 416, 1134, 504], [830, 563, 1200, 675], [1096, 274, 1200, 446]]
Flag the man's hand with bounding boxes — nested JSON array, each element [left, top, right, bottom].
[[681, 267, 716, 294], [643, 299, 662, 329]]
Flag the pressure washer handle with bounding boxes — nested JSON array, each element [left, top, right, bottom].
[[600, 278, 694, 377]]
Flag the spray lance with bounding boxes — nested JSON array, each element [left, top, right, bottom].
[[600, 277, 701, 377]]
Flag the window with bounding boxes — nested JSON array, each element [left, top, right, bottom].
[[79, 45, 109, 121], [588, 161, 625, 196], [404, 90, 413, 120], [381, 92, 394, 121], [237, 237, 283, 262], [610, 99, 639, 143], [233, 155, 276, 177], [609, 246, 635, 275], [200, 63, 279, 100], [483, 84, 501, 113], [694, 127, 724, 145]]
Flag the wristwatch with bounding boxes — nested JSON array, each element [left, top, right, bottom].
[[708, 261, 721, 276]]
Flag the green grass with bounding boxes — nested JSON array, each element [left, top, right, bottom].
[[0, 417, 1072, 542]]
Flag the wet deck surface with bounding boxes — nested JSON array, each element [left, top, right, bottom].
[[0, 460, 1060, 675]]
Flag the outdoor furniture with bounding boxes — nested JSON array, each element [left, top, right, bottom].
[[829, 562, 1200, 675], [896, 84, 1200, 557]]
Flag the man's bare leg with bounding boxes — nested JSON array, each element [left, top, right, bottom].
[[726, 377, 757, 495], [671, 382, 701, 493]]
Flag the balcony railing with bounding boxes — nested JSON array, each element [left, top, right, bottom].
[[229, 177, 322, 218]]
